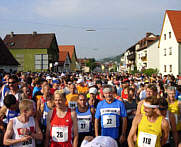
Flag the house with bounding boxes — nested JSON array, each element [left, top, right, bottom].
[[126, 44, 136, 71], [0, 37, 19, 72], [3, 32, 59, 72], [58, 51, 71, 72], [58, 45, 78, 71], [77, 58, 90, 72], [136, 33, 159, 71], [147, 39, 159, 70], [159, 10, 181, 76]]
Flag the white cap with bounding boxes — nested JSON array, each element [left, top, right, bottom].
[[88, 82, 94, 87], [61, 73, 65, 77], [81, 136, 118, 147], [46, 76, 52, 80], [52, 77, 57, 81], [77, 78, 84, 84], [89, 87, 97, 94]]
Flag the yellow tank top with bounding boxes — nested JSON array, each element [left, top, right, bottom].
[[137, 115, 163, 147], [168, 100, 181, 130], [168, 100, 178, 114]]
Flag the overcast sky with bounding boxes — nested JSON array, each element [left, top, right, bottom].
[[0, 0, 181, 59]]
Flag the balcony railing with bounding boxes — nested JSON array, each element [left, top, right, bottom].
[[127, 54, 135, 60]]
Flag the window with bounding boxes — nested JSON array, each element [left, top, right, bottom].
[[169, 47, 172, 55], [164, 65, 167, 72], [170, 65, 172, 72], [164, 48, 166, 56], [169, 32, 171, 39], [164, 34, 166, 40]]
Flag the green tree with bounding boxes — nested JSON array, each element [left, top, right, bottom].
[[85, 58, 96, 72]]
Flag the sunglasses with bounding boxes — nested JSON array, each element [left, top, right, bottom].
[[8, 81, 16, 84], [159, 107, 168, 111]]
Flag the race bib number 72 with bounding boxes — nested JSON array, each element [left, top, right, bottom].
[[138, 132, 157, 147]]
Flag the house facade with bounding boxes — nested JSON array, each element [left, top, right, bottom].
[[58, 45, 78, 71], [58, 51, 71, 72], [159, 10, 181, 76], [0, 37, 19, 72], [147, 40, 159, 70], [136, 33, 159, 71], [3, 32, 59, 72]]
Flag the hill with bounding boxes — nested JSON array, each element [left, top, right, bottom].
[[99, 54, 122, 63]]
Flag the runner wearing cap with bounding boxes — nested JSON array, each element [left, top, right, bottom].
[[95, 85, 127, 145], [76, 79, 88, 94], [128, 96, 169, 147]]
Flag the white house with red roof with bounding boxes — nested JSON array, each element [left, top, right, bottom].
[[159, 10, 181, 76], [58, 51, 71, 72]]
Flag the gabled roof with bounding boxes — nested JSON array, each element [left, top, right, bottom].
[[58, 45, 77, 60], [59, 51, 71, 63], [0, 37, 19, 65], [166, 10, 181, 43], [3, 32, 55, 49]]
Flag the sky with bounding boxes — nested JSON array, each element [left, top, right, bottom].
[[0, 0, 181, 60]]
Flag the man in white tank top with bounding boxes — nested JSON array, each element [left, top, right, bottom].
[[3, 99, 43, 147]]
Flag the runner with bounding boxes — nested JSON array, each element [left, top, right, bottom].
[[95, 85, 127, 145], [136, 84, 158, 115], [66, 83, 79, 110], [76, 93, 94, 147], [45, 90, 78, 147], [3, 99, 43, 146], [128, 96, 169, 147]]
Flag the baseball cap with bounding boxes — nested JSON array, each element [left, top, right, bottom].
[[81, 136, 118, 147], [77, 79, 84, 84], [89, 87, 97, 94]]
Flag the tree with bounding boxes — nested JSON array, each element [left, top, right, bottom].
[[85, 58, 96, 72]]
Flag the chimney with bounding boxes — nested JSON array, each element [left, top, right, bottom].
[[32, 31, 37, 36], [10, 32, 14, 38], [146, 32, 152, 37]]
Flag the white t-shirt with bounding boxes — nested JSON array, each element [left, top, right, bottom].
[[12, 117, 36, 147]]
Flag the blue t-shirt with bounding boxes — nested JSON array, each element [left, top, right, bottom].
[[95, 99, 127, 139]]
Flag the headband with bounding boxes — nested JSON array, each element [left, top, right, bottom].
[[103, 88, 112, 93], [144, 102, 159, 108]]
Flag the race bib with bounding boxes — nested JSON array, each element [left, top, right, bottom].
[[78, 120, 90, 133], [43, 111, 48, 119], [103, 115, 116, 128], [52, 126, 68, 142], [68, 101, 77, 109], [22, 139, 32, 147], [138, 132, 157, 147]]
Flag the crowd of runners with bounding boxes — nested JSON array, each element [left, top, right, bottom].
[[0, 71, 181, 147]]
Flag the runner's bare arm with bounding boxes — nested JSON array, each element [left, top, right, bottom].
[[44, 110, 53, 147], [127, 115, 141, 147], [31, 118, 43, 140], [71, 110, 78, 147], [161, 118, 169, 146], [119, 117, 127, 143], [169, 112, 178, 146], [3, 120, 32, 145], [95, 118, 99, 137]]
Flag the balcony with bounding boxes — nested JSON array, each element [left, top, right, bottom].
[[127, 53, 135, 61]]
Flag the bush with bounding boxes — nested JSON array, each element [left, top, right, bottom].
[[142, 68, 158, 76]]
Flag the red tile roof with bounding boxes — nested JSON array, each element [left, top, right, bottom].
[[59, 51, 70, 62], [0, 38, 19, 65], [58, 45, 77, 60], [166, 10, 181, 43], [4, 32, 56, 49]]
